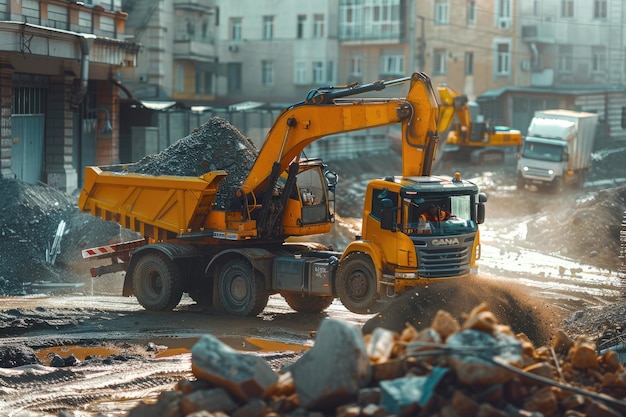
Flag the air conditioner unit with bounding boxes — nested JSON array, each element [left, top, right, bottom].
[[228, 44, 239, 53], [521, 60, 531, 71], [498, 17, 511, 30]]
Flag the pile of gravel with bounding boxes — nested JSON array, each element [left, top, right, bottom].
[[126, 116, 259, 209]]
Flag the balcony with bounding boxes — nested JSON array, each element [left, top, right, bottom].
[[521, 25, 555, 44], [339, 24, 402, 43], [173, 39, 216, 62], [174, 0, 217, 12]]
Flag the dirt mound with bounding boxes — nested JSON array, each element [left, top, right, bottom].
[[0, 177, 125, 295], [126, 116, 259, 209], [363, 275, 560, 346]]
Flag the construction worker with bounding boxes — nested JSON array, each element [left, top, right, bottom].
[[420, 204, 452, 223]]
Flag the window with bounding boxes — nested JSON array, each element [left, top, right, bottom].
[[176, 64, 185, 93], [350, 56, 362, 76], [231, 17, 242, 41], [47, 4, 68, 30], [339, 0, 361, 38], [313, 14, 324, 38], [435, 1, 449, 24], [433, 49, 447, 75], [295, 61, 307, 85], [195, 71, 212, 94], [297, 15, 306, 39], [561, 0, 574, 18], [262, 61, 274, 85], [467, 1, 476, 25], [78, 10, 92, 30], [495, 42, 511, 75], [381, 54, 404, 75], [313, 61, 325, 84], [594, 0, 607, 19], [558, 45, 573, 72], [498, 0, 511, 18], [263, 15, 274, 40], [464, 51, 474, 75], [592, 45, 606, 72], [326, 61, 334, 84], [22, 0, 40, 23]]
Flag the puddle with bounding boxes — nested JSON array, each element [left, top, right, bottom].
[[36, 336, 308, 364]]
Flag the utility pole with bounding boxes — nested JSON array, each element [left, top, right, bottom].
[[409, 0, 416, 72], [417, 15, 426, 72]]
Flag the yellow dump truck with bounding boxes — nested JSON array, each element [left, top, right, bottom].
[[78, 73, 487, 316]]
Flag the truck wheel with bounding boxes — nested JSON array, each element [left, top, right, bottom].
[[516, 178, 525, 190], [336, 253, 380, 314], [217, 259, 269, 316], [282, 293, 334, 313], [132, 253, 184, 312]]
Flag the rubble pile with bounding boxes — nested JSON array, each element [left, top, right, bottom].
[[128, 304, 626, 417], [126, 116, 260, 209], [0, 177, 123, 295]]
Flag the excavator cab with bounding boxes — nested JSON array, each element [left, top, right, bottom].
[[279, 159, 335, 237]]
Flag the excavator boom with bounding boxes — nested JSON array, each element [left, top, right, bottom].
[[241, 72, 440, 199]]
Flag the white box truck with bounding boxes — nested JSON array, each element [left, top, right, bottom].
[[516, 109, 598, 192]]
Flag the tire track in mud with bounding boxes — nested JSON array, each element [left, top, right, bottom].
[[0, 355, 192, 416]]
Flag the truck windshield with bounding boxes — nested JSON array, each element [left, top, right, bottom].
[[521, 140, 565, 162], [402, 195, 476, 236]]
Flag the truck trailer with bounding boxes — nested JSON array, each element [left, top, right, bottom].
[[516, 109, 598, 192], [78, 73, 487, 316]]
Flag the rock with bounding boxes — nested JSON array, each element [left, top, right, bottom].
[[179, 388, 239, 415], [289, 318, 372, 410], [447, 329, 522, 385], [191, 334, 279, 402], [569, 336, 599, 369]]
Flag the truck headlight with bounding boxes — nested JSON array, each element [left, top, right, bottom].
[[522, 166, 529, 172], [548, 169, 554, 175]]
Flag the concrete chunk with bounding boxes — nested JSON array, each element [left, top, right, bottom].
[[191, 334, 279, 402], [290, 319, 372, 410]]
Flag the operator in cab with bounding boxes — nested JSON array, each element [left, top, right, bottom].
[[420, 204, 452, 223]]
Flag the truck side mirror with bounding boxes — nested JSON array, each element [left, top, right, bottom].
[[477, 203, 485, 224], [380, 198, 396, 232], [477, 192, 487, 224]]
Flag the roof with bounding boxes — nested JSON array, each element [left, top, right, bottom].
[[479, 84, 626, 100]]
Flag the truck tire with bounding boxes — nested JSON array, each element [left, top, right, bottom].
[[217, 259, 269, 316], [132, 253, 184, 312], [336, 253, 380, 314], [282, 293, 334, 313]]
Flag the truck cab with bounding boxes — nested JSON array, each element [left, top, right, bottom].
[[517, 116, 579, 192]]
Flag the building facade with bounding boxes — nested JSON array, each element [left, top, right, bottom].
[[0, 0, 138, 193]]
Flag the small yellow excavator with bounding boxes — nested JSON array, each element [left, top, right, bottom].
[[437, 84, 522, 164]]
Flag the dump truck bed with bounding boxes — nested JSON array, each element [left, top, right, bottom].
[[78, 165, 228, 239]]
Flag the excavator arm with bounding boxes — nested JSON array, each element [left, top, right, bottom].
[[241, 72, 440, 200], [437, 84, 471, 139]]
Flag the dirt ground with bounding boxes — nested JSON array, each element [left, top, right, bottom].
[[1, 128, 626, 416]]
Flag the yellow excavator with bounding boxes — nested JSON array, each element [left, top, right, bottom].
[[437, 84, 522, 163], [78, 73, 487, 316]]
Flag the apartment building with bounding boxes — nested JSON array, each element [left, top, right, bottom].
[[484, 0, 626, 142], [0, 0, 138, 193]]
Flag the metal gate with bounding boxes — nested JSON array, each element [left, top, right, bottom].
[[11, 82, 47, 184], [11, 115, 45, 184]]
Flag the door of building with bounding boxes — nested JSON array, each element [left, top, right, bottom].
[[11, 114, 45, 184], [11, 81, 47, 184]]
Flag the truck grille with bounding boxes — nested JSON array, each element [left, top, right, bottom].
[[415, 245, 471, 278], [524, 166, 552, 178]]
